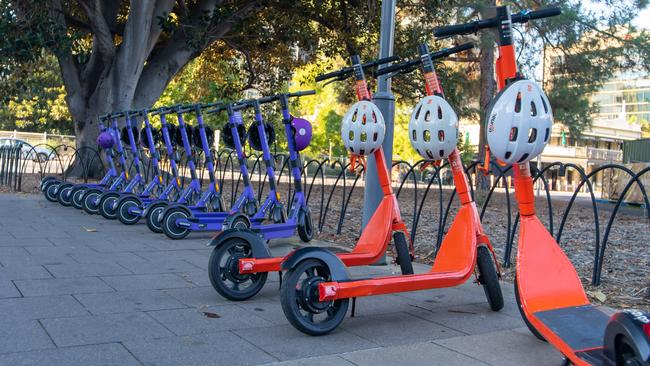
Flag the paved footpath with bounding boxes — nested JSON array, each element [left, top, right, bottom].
[[0, 193, 563, 365]]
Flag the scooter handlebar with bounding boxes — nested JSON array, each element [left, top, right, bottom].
[[433, 7, 561, 38], [315, 55, 399, 82], [375, 42, 474, 76]]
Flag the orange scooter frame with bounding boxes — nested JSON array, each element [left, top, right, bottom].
[[206, 54, 413, 302], [435, 6, 650, 365], [277, 43, 503, 336]]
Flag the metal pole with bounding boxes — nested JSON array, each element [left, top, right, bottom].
[[363, 0, 396, 265]]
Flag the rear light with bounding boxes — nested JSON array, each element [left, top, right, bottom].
[[644, 323, 650, 339]]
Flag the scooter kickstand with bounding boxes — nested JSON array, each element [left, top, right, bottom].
[[278, 271, 282, 290], [351, 297, 357, 318]]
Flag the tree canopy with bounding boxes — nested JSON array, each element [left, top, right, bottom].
[[1, 0, 648, 164]]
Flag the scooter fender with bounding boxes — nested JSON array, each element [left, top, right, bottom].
[[603, 309, 650, 365], [281, 247, 350, 282], [206, 229, 271, 259]]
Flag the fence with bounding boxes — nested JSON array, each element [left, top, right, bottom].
[[0, 142, 648, 297]]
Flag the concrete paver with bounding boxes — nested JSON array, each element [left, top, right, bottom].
[[0, 193, 563, 365]]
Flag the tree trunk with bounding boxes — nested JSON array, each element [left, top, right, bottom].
[[477, 2, 497, 191]]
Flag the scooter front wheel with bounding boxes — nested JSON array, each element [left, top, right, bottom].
[[57, 183, 74, 206], [514, 278, 546, 341], [82, 189, 102, 215], [297, 208, 314, 243], [280, 259, 349, 336], [208, 238, 268, 301], [162, 206, 191, 239], [117, 196, 143, 225], [71, 186, 87, 209], [476, 246, 503, 311], [145, 201, 168, 233], [44, 182, 60, 202], [99, 192, 121, 219]]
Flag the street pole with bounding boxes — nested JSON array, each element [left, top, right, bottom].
[[363, 0, 396, 265]]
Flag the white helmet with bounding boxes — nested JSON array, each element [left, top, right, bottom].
[[341, 100, 385, 156], [486, 79, 553, 164], [409, 95, 459, 160]]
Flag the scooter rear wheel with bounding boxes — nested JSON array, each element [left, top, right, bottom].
[[208, 238, 268, 301], [280, 259, 349, 336], [393, 231, 414, 275], [99, 192, 121, 220], [222, 214, 251, 231], [146, 201, 168, 233], [514, 278, 546, 341], [476, 246, 504, 311], [162, 206, 191, 239], [117, 196, 143, 225]]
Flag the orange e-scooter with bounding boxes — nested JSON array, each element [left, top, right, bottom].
[[207, 55, 416, 302], [278, 43, 504, 336], [435, 6, 650, 366]]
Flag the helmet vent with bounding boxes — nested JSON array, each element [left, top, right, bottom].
[[373, 132, 378, 141], [412, 129, 417, 141], [518, 153, 529, 163], [426, 149, 434, 159], [360, 132, 367, 142], [423, 130, 431, 142], [541, 96, 549, 113], [438, 106, 443, 119], [438, 130, 445, 142], [439, 150, 444, 158], [505, 151, 512, 160], [509, 127, 518, 141], [528, 128, 537, 143], [515, 93, 522, 113], [352, 110, 358, 122], [359, 148, 365, 155], [425, 110, 432, 122], [362, 114, 367, 125], [415, 106, 422, 119], [530, 102, 538, 116], [544, 128, 550, 142], [348, 131, 354, 141]]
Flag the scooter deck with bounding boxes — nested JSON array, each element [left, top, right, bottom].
[[533, 305, 608, 352]]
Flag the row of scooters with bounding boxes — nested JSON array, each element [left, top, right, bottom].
[[41, 6, 649, 366], [41, 93, 316, 242]]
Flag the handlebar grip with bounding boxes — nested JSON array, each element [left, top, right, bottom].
[[513, 7, 562, 23], [110, 112, 126, 118]]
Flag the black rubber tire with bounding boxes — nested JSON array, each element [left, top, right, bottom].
[[223, 214, 251, 231], [117, 196, 143, 225], [476, 246, 504, 311], [99, 192, 121, 220], [44, 182, 60, 202], [616, 335, 645, 366], [145, 201, 168, 233], [162, 206, 191, 240], [514, 278, 546, 341], [280, 259, 349, 336], [393, 231, 414, 275], [71, 186, 87, 209], [57, 183, 74, 206], [40, 176, 59, 192], [208, 238, 268, 301], [297, 208, 314, 243], [82, 189, 103, 215]]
